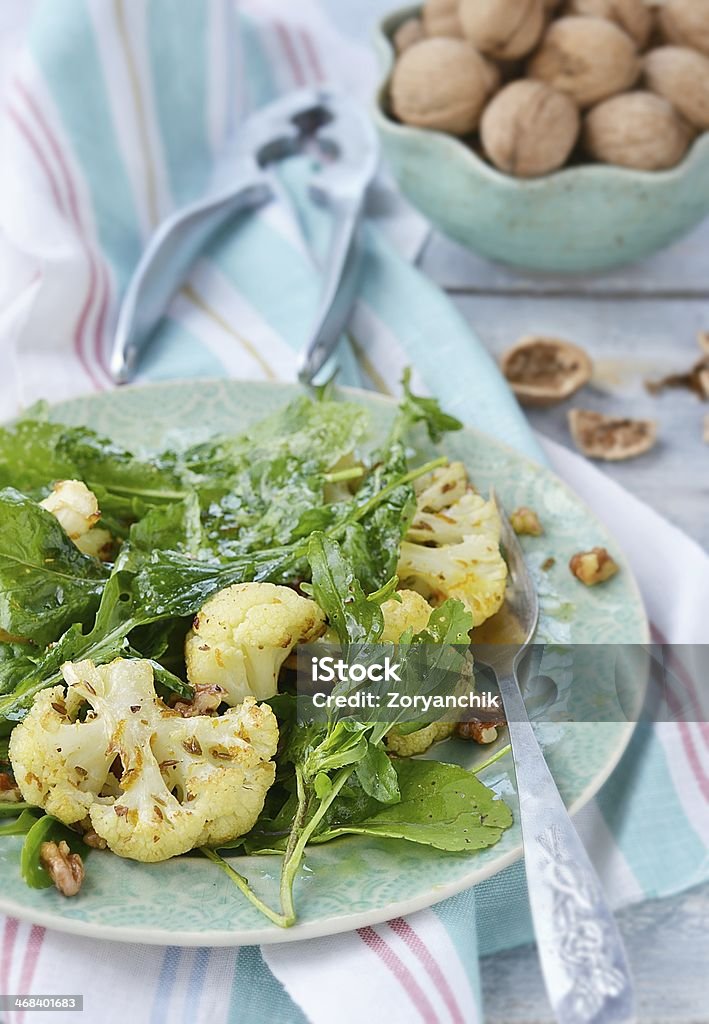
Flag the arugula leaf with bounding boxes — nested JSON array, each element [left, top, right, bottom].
[[391, 369, 463, 444], [338, 442, 415, 593], [0, 489, 108, 647], [0, 808, 41, 836], [0, 419, 184, 515], [355, 742, 400, 804], [416, 600, 474, 646], [0, 565, 196, 722], [307, 533, 385, 646], [0, 643, 38, 697], [181, 395, 367, 481], [314, 759, 512, 851]]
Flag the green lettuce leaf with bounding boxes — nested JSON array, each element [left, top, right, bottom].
[[0, 489, 108, 647]]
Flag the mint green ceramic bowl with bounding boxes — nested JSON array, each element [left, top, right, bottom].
[[374, 6, 709, 274]]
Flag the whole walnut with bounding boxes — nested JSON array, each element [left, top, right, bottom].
[[481, 80, 581, 176], [644, 46, 709, 130], [393, 17, 426, 54], [564, 0, 653, 50], [529, 17, 640, 108], [459, 0, 546, 60], [583, 90, 692, 169], [659, 0, 709, 58], [422, 0, 463, 38], [390, 38, 497, 135]]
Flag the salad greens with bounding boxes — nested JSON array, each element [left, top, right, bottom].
[[0, 381, 513, 926]]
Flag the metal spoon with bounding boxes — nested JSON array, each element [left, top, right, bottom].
[[476, 511, 636, 1024]]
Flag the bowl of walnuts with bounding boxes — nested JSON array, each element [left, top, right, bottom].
[[373, 0, 709, 273]]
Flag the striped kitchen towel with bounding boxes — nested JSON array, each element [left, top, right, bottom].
[[0, 2, 707, 1023]]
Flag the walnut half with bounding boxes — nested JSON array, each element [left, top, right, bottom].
[[568, 409, 657, 461], [40, 841, 85, 898], [509, 506, 544, 536], [173, 684, 225, 718], [0, 772, 22, 803], [569, 547, 619, 586], [456, 714, 506, 744]]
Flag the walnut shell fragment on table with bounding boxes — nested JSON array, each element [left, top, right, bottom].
[[704, 415, 709, 445], [569, 547, 619, 586], [568, 409, 658, 460], [646, 357, 709, 400], [501, 335, 593, 406], [698, 332, 709, 356]]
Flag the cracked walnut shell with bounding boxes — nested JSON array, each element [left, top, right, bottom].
[[390, 38, 497, 135], [569, 547, 619, 586], [568, 409, 658, 460], [528, 17, 640, 108], [501, 335, 593, 406]]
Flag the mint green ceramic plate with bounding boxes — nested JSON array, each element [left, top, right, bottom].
[[0, 381, 648, 945]]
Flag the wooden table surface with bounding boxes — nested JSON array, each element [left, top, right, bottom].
[[419, 220, 709, 553]]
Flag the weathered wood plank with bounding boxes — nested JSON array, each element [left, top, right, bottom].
[[448, 294, 709, 550], [422, 218, 709, 296]]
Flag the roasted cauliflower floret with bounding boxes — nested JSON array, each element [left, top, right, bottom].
[[40, 479, 113, 560], [386, 721, 456, 757], [398, 467, 507, 628], [408, 490, 501, 546], [413, 461, 468, 512], [9, 658, 278, 863], [185, 582, 326, 705], [74, 527, 114, 560], [380, 590, 434, 642], [40, 479, 100, 540]]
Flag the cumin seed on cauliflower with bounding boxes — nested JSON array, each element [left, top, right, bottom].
[[185, 582, 326, 705], [9, 658, 278, 863]]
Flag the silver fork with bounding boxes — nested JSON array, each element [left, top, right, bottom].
[[476, 510, 636, 1024]]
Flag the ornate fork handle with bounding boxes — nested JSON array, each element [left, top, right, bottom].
[[496, 667, 637, 1024]]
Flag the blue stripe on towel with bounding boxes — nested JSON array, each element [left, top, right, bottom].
[[29, 0, 143, 288], [151, 945, 182, 1024], [147, 0, 212, 207], [183, 947, 211, 1024], [227, 947, 307, 1024]]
